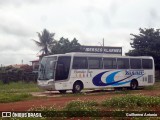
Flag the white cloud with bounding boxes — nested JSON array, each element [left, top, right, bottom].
[[0, 0, 160, 65]]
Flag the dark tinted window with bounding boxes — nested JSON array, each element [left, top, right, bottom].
[[88, 57, 102, 69], [142, 59, 153, 69], [103, 58, 117, 69], [117, 58, 129, 69], [130, 59, 141, 69], [72, 57, 88, 69], [55, 56, 71, 80]]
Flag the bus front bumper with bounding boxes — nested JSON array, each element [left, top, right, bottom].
[[37, 81, 56, 91]]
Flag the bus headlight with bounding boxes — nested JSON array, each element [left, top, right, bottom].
[[48, 81, 54, 85]]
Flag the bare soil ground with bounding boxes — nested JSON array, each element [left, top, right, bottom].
[[0, 89, 160, 111]]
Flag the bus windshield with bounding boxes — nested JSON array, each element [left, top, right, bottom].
[[38, 56, 57, 80]]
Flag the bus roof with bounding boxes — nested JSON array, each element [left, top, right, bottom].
[[44, 52, 153, 59]]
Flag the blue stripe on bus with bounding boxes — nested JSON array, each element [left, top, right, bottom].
[[106, 71, 132, 86], [92, 71, 109, 86], [92, 71, 133, 86]]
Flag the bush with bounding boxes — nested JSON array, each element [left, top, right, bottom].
[[101, 95, 160, 108], [64, 100, 99, 117], [29, 106, 56, 112], [65, 100, 98, 109]]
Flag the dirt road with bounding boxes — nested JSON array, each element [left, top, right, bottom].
[[0, 89, 160, 111]]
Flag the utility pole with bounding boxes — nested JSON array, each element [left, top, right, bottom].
[[103, 38, 104, 53]]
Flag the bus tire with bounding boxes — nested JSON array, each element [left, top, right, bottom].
[[59, 90, 67, 94], [72, 81, 83, 93], [130, 80, 138, 90]]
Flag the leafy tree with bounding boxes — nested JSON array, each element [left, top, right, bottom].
[[33, 29, 55, 56], [70, 38, 81, 52], [51, 37, 81, 54], [126, 28, 160, 69]]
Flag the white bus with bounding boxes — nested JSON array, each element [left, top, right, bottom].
[[37, 52, 155, 93]]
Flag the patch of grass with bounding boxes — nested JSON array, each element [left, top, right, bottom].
[[101, 95, 160, 108], [65, 100, 98, 109], [64, 100, 99, 117], [29, 106, 68, 119], [149, 82, 160, 90], [0, 93, 32, 103], [0, 81, 42, 93], [29, 106, 57, 111], [27, 98, 160, 118], [113, 90, 131, 94], [0, 81, 43, 103], [143, 85, 155, 90], [143, 81, 160, 90], [0, 80, 3, 85]]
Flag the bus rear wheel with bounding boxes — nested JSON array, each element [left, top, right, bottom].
[[72, 82, 82, 93], [130, 80, 138, 90], [59, 90, 67, 94]]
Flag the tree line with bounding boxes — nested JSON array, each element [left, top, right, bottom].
[[126, 28, 160, 70], [34, 28, 160, 70], [1, 28, 160, 84]]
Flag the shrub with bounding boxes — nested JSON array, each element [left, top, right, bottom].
[[101, 95, 160, 108], [29, 106, 57, 112], [64, 100, 99, 117]]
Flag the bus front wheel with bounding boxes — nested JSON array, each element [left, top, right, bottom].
[[130, 80, 138, 90], [72, 82, 83, 93]]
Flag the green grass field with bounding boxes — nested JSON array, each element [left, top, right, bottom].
[[0, 81, 160, 119], [0, 80, 160, 103], [0, 81, 43, 103], [28, 95, 160, 119]]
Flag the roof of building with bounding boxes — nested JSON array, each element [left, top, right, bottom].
[[30, 60, 39, 62], [11, 64, 29, 68]]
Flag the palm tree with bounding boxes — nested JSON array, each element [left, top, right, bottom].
[[33, 29, 55, 56]]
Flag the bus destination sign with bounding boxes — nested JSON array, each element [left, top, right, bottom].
[[81, 46, 122, 55]]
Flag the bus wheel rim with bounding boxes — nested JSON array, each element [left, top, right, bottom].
[[75, 85, 80, 91], [132, 83, 136, 89]]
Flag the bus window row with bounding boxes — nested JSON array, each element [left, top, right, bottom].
[[72, 57, 153, 69]]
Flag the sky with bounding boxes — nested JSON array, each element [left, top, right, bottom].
[[0, 0, 160, 65]]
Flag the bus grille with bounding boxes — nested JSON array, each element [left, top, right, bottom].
[[148, 75, 153, 83]]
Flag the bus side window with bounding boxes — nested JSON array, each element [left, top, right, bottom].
[[103, 58, 117, 69], [88, 57, 102, 69], [130, 59, 141, 69], [142, 59, 153, 69], [72, 57, 88, 69], [117, 58, 129, 69]]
